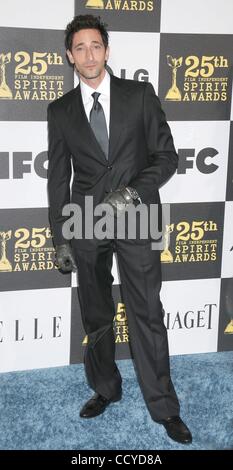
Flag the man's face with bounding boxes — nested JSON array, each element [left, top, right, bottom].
[[66, 28, 109, 85]]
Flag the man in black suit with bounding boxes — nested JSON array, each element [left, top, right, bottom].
[[47, 15, 192, 444]]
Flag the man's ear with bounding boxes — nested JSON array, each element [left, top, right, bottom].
[[105, 46, 110, 63], [66, 49, 74, 65]]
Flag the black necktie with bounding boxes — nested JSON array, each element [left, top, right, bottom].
[[90, 92, 109, 159]]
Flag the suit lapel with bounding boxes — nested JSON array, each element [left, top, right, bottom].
[[108, 75, 128, 164], [67, 84, 108, 165], [66, 76, 128, 165]]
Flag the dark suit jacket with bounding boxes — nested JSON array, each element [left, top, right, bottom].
[[47, 74, 178, 248]]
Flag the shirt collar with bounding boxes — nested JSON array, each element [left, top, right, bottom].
[[80, 70, 110, 106]]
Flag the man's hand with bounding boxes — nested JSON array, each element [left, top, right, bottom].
[[103, 186, 141, 217], [55, 243, 77, 273]]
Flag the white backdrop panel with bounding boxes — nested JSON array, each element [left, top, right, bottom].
[[160, 121, 230, 203], [161, 278, 220, 355], [161, 0, 233, 34], [108, 32, 160, 94], [0, 0, 74, 30], [0, 122, 48, 209], [0, 288, 71, 372]]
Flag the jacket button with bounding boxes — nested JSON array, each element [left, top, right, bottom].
[[107, 165, 112, 170]]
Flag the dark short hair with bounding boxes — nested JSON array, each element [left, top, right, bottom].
[[65, 14, 109, 51]]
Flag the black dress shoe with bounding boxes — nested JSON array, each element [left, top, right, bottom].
[[80, 391, 122, 418], [159, 416, 192, 444]]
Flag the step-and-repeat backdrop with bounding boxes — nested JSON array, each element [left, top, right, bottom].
[[0, 0, 233, 372]]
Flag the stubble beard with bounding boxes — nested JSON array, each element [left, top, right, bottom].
[[78, 63, 106, 83]]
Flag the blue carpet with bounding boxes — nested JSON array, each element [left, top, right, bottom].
[[1, 352, 233, 450]]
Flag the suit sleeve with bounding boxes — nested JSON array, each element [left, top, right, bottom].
[[47, 104, 71, 246], [128, 82, 178, 202]]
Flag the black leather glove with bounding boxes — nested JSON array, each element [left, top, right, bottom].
[[103, 186, 141, 217], [55, 243, 77, 273]]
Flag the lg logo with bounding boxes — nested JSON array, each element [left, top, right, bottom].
[[177, 148, 219, 174], [0, 152, 47, 179], [106, 65, 149, 81]]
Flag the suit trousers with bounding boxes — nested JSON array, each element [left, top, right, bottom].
[[71, 236, 180, 421]]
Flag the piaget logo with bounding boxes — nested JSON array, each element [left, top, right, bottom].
[[165, 303, 215, 330], [85, 0, 154, 11], [0, 226, 56, 272], [165, 54, 228, 102], [161, 220, 218, 264], [0, 49, 64, 101]]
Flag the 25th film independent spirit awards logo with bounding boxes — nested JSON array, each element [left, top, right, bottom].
[[0, 209, 71, 291], [83, 0, 154, 10], [75, 0, 161, 31], [0, 27, 73, 120], [160, 202, 224, 282], [159, 34, 233, 120], [0, 227, 53, 273]]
